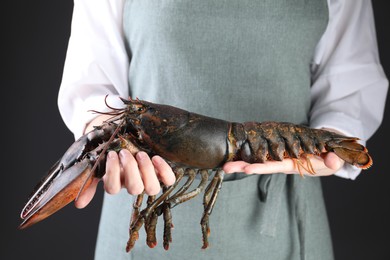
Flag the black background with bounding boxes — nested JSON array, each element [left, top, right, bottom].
[[2, 1, 389, 259]]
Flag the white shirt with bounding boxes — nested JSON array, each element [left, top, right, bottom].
[[58, 0, 388, 180]]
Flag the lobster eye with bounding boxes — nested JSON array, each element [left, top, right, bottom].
[[131, 102, 148, 114]]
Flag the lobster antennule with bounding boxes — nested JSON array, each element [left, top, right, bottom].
[[327, 139, 373, 169], [19, 160, 93, 230]]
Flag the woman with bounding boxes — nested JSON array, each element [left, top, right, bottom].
[[58, 0, 388, 259]]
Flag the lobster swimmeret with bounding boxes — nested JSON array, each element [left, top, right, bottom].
[[19, 97, 372, 251]]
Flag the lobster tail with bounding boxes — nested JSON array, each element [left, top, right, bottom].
[[326, 139, 373, 169]]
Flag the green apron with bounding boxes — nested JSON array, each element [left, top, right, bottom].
[[95, 1, 333, 259]]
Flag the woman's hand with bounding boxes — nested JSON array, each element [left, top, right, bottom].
[[223, 128, 345, 177], [223, 152, 344, 176], [75, 115, 176, 209]]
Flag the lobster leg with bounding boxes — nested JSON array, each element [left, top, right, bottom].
[[169, 169, 209, 208], [153, 169, 196, 250], [162, 186, 173, 250], [201, 170, 225, 249], [201, 171, 218, 247], [145, 195, 158, 248], [126, 168, 185, 252], [131, 192, 144, 225], [155, 169, 209, 216], [155, 168, 200, 215], [168, 169, 197, 202], [156, 169, 209, 250]]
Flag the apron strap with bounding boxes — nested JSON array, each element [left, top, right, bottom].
[[258, 174, 287, 237]]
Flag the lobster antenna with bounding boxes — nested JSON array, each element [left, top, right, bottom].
[[104, 94, 126, 111], [88, 95, 126, 116], [76, 104, 126, 201]]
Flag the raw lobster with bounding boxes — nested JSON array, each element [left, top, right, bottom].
[[19, 97, 372, 251]]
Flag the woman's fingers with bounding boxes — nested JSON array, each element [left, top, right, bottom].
[[222, 161, 250, 174], [152, 155, 176, 186], [242, 159, 297, 175], [102, 150, 175, 197], [103, 151, 122, 194], [135, 151, 161, 195], [120, 149, 144, 195], [222, 152, 345, 177], [223, 160, 296, 174], [322, 152, 344, 171]]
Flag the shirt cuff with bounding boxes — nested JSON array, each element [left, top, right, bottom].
[[310, 112, 365, 180]]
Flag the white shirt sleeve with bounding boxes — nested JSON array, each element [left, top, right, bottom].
[[58, 0, 128, 139], [310, 0, 388, 179], [58, 0, 388, 179]]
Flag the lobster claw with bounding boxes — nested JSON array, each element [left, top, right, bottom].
[[19, 122, 121, 230], [19, 135, 97, 229], [19, 159, 94, 229]]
